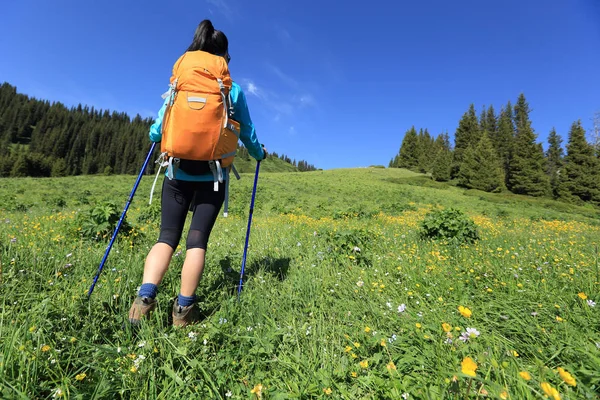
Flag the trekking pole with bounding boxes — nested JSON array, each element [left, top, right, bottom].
[[87, 142, 157, 298], [237, 159, 261, 299]]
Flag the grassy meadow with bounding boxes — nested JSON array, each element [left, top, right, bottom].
[[1, 167, 599, 399]]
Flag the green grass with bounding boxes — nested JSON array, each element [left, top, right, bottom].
[[0, 167, 599, 399]]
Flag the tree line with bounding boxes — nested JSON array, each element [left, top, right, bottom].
[[389, 93, 600, 206], [0, 82, 316, 177]]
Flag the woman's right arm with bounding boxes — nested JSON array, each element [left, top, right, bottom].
[[230, 82, 265, 161]]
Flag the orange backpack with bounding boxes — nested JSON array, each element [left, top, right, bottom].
[[161, 50, 240, 168], [149, 50, 242, 214]]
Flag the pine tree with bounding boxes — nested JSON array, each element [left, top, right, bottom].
[[485, 105, 498, 139], [546, 128, 564, 199], [561, 120, 600, 204], [417, 128, 435, 173], [495, 102, 514, 179], [506, 94, 550, 196], [398, 127, 420, 170], [431, 133, 453, 182], [452, 104, 480, 177], [457, 131, 504, 192]]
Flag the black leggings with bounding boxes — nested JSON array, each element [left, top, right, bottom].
[[157, 178, 225, 250]]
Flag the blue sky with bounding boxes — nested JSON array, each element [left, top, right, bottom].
[[1, 0, 599, 170]]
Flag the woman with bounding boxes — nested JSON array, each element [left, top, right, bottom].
[[129, 19, 267, 327]]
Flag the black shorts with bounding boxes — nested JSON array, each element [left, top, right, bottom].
[[157, 178, 225, 250]]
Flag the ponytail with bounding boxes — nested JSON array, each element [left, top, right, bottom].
[[187, 19, 229, 55]]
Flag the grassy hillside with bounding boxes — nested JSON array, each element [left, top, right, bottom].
[[0, 167, 599, 399]]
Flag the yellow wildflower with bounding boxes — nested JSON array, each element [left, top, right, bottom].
[[556, 316, 564, 322], [386, 361, 397, 371], [442, 323, 452, 332], [251, 384, 263, 397], [41, 345, 51, 352], [512, 350, 519, 357], [415, 323, 422, 329], [359, 360, 369, 369], [500, 390, 508, 399], [458, 306, 472, 318], [578, 292, 587, 300], [461, 357, 478, 377], [557, 367, 576, 387], [540, 382, 560, 400], [351, 372, 358, 378], [351, 353, 358, 359], [344, 346, 352, 353], [364, 326, 371, 333], [75, 373, 86, 381], [130, 366, 137, 373], [380, 339, 387, 347], [519, 371, 532, 381], [323, 387, 332, 395], [353, 342, 360, 348]]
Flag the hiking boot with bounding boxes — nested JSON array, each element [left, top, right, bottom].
[[128, 296, 157, 324], [172, 298, 200, 327]]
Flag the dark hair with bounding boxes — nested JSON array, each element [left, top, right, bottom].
[[187, 19, 229, 55]]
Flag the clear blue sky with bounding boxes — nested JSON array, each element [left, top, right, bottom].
[[1, 0, 599, 170]]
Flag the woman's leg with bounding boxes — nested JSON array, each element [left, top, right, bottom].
[[139, 178, 193, 296], [179, 181, 225, 298]]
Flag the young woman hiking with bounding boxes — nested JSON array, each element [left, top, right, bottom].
[[128, 19, 267, 327]]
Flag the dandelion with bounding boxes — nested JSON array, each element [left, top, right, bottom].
[[540, 382, 560, 400], [251, 383, 263, 398], [415, 323, 422, 329], [364, 326, 371, 333], [588, 300, 596, 307], [353, 342, 360, 348], [458, 306, 472, 318], [359, 360, 369, 369], [344, 346, 352, 353], [578, 292, 587, 300], [351, 372, 358, 378], [519, 371, 531, 381], [461, 357, 478, 377], [442, 323, 452, 332], [75, 373, 86, 381], [351, 353, 358, 359], [41, 345, 51, 352], [380, 339, 387, 347], [557, 367, 576, 387], [323, 387, 332, 395], [512, 350, 519, 357], [398, 304, 406, 313], [386, 361, 397, 371]]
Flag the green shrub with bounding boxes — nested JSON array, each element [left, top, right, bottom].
[[419, 208, 479, 244], [74, 201, 133, 241]]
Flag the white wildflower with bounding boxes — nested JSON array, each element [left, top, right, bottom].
[[398, 304, 406, 313]]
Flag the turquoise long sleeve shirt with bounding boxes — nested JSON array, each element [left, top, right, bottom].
[[149, 81, 265, 181]]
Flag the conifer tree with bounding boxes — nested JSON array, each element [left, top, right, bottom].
[[561, 120, 600, 204], [506, 94, 550, 196], [398, 126, 420, 170], [431, 133, 453, 182], [457, 131, 504, 192], [546, 128, 565, 199], [495, 102, 514, 179], [452, 104, 480, 177]]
